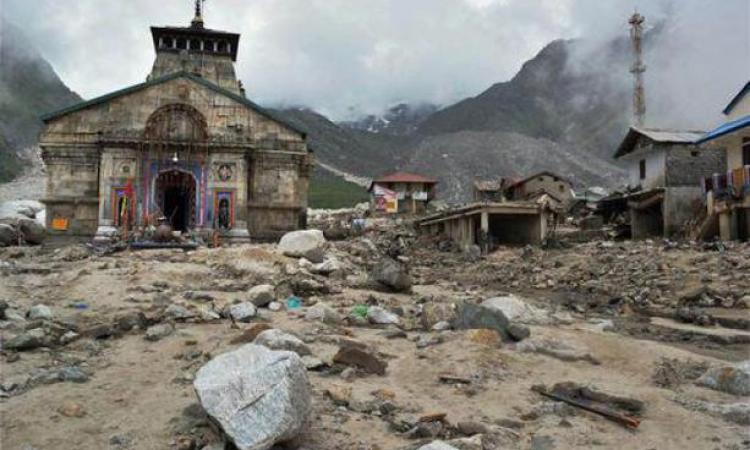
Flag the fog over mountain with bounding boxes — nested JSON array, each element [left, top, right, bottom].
[[2, 0, 747, 126]]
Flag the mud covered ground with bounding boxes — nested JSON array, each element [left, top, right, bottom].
[[1, 230, 748, 450]]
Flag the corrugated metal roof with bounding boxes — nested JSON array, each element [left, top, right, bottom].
[[632, 127, 705, 143], [614, 127, 704, 158], [473, 180, 503, 191], [372, 172, 438, 184], [697, 114, 750, 144]]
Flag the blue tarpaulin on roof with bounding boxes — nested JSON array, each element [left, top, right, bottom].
[[697, 115, 750, 144]]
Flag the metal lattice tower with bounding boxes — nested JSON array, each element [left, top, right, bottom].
[[629, 11, 646, 127]]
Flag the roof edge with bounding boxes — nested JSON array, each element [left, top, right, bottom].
[[40, 72, 307, 138], [722, 81, 750, 115]]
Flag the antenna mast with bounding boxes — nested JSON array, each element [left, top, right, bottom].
[[629, 11, 646, 127]]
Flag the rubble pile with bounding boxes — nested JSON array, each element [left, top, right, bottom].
[[1, 221, 748, 449]]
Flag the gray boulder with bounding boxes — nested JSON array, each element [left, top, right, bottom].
[[5, 328, 47, 351], [229, 302, 257, 323], [28, 304, 53, 321], [254, 329, 311, 356], [418, 442, 459, 450], [0, 224, 16, 246], [165, 304, 196, 321], [193, 344, 311, 450], [481, 295, 550, 325], [145, 323, 174, 341], [305, 303, 342, 324], [278, 230, 327, 263], [696, 361, 750, 396], [366, 306, 400, 325], [17, 218, 45, 245], [453, 302, 511, 341], [248, 284, 276, 307], [371, 258, 412, 292]]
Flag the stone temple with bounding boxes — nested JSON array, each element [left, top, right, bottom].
[[39, 3, 313, 243]]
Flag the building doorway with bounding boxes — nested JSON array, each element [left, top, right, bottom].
[[155, 170, 196, 232]]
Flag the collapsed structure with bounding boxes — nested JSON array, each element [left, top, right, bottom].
[[39, 4, 313, 242], [613, 128, 725, 239]]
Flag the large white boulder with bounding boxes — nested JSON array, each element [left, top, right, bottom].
[[481, 294, 550, 325], [278, 230, 327, 263], [194, 344, 311, 450]]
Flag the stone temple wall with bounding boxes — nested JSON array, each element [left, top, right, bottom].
[[39, 75, 312, 241]]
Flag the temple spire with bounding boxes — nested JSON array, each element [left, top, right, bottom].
[[191, 0, 205, 28]]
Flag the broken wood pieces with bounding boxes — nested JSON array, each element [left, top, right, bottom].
[[532, 382, 643, 429]]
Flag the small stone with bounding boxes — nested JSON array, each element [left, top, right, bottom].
[[28, 304, 53, 321], [305, 303, 342, 324], [432, 321, 451, 331], [418, 440, 459, 450], [228, 302, 257, 323], [145, 323, 174, 341], [508, 323, 531, 341], [340, 367, 356, 381], [58, 366, 89, 383], [5, 328, 46, 351], [59, 331, 79, 345], [230, 323, 273, 344], [165, 304, 195, 321], [301, 355, 325, 370], [268, 301, 283, 312], [253, 329, 311, 356], [333, 344, 387, 375], [183, 291, 215, 302], [367, 306, 400, 325], [326, 384, 352, 406], [248, 284, 276, 307], [58, 401, 86, 418]]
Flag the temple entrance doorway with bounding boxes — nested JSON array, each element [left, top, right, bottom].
[[155, 170, 197, 232]]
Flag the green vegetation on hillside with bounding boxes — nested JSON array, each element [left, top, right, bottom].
[[309, 168, 369, 209]]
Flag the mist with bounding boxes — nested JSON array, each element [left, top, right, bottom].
[[1, 0, 747, 127]]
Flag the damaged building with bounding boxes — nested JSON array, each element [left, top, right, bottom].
[[696, 80, 750, 241], [613, 127, 725, 239], [39, 4, 313, 243], [416, 202, 551, 251]]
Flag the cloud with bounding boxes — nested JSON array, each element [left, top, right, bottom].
[[1, 0, 747, 125]]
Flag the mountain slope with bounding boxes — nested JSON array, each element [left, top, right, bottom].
[[404, 131, 623, 201], [271, 107, 415, 177], [0, 20, 81, 182], [417, 38, 633, 161]]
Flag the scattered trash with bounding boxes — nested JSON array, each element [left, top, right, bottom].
[[351, 305, 369, 319], [285, 296, 302, 310]]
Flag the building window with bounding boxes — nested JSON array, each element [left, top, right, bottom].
[[743, 138, 750, 166], [176, 37, 187, 50], [558, 184, 565, 193], [639, 159, 646, 180], [217, 40, 228, 53]]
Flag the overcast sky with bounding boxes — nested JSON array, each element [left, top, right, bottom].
[[1, 0, 748, 124]]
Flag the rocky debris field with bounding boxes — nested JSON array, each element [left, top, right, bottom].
[[0, 224, 749, 450]]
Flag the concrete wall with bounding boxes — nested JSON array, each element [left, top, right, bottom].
[[514, 175, 573, 205], [666, 146, 726, 186], [623, 141, 667, 189]]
